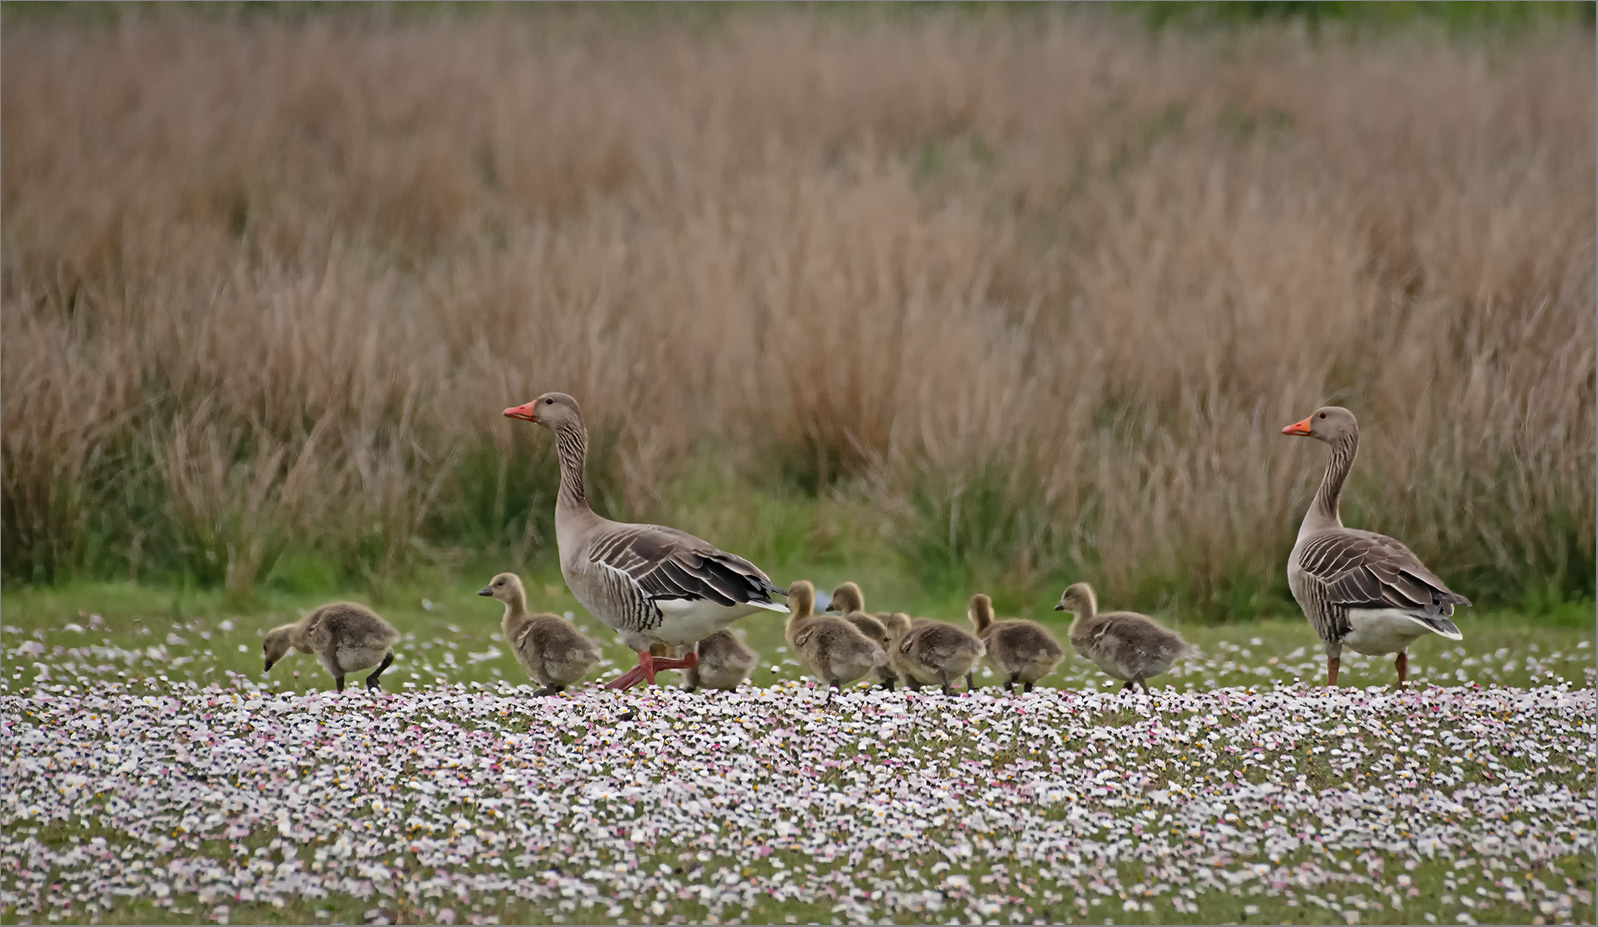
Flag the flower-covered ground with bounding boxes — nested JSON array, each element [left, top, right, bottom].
[[2, 589, 1594, 924]]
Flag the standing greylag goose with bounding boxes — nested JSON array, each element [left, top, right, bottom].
[[1281, 406, 1469, 687], [479, 572, 603, 696], [684, 630, 759, 692], [1055, 583, 1188, 694], [881, 612, 986, 696], [785, 580, 888, 704], [825, 582, 898, 690], [263, 602, 399, 692], [967, 593, 1064, 693], [505, 392, 787, 690]]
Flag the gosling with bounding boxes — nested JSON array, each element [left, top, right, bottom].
[[786, 580, 888, 705], [479, 572, 603, 696], [826, 582, 898, 690], [263, 602, 399, 692], [1055, 582, 1190, 694], [882, 612, 985, 696], [684, 630, 759, 692], [968, 593, 1064, 693]]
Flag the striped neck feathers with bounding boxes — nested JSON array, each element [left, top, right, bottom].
[[1303, 432, 1358, 536], [553, 421, 592, 513]]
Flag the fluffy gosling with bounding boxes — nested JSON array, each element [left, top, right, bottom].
[[968, 593, 1065, 693], [479, 572, 603, 696], [1055, 582, 1190, 694], [264, 602, 399, 692]]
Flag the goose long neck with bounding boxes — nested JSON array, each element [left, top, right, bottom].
[[553, 421, 592, 514], [1303, 432, 1357, 535]]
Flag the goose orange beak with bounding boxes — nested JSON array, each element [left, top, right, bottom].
[[504, 402, 539, 423], [1281, 416, 1314, 436]]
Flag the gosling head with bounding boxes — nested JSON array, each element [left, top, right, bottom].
[[1054, 582, 1098, 618], [827, 581, 864, 615], [262, 624, 298, 673], [968, 593, 995, 633], [478, 571, 527, 606], [503, 391, 582, 430], [883, 612, 913, 639], [1280, 406, 1357, 445], [787, 580, 816, 618]]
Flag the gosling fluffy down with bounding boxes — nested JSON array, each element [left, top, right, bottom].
[[882, 612, 985, 696], [827, 582, 899, 690], [1055, 582, 1190, 694], [263, 602, 400, 692], [685, 630, 759, 692], [786, 580, 888, 704], [480, 572, 603, 696], [967, 593, 1064, 692]]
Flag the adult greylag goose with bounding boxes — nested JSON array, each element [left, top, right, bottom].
[[1281, 406, 1469, 686], [263, 602, 399, 692], [881, 612, 985, 695], [1055, 583, 1188, 694], [683, 630, 759, 692], [967, 593, 1064, 693], [825, 581, 898, 690], [785, 580, 888, 704], [505, 392, 787, 690], [479, 572, 603, 696]]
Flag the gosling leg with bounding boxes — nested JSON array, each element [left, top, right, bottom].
[[334, 675, 346, 692], [1006, 672, 1020, 693], [365, 652, 394, 691], [532, 683, 565, 697], [1023, 681, 1035, 693], [941, 672, 954, 696], [966, 671, 976, 692]]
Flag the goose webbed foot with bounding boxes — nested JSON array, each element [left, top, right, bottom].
[[606, 651, 699, 690]]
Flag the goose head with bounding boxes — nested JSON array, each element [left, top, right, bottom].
[[1281, 406, 1357, 444], [504, 391, 582, 429]]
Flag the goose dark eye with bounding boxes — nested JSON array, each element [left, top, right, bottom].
[[1318, 412, 1326, 419], [544, 398, 554, 405]]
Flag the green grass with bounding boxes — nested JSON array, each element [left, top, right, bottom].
[[2, 579, 1592, 694], [2, 582, 1593, 927]]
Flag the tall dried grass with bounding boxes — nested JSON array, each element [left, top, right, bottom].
[[3, 8, 1593, 616]]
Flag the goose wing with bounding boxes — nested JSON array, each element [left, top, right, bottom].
[[589, 524, 787, 611], [1296, 528, 1471, 620]]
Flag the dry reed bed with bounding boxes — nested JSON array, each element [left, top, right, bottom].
[[2, 10, 1593, 614]]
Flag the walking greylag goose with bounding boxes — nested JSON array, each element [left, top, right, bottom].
[[479, 572, 603, 696], [968, 593, 1064, 693], [683, 630, 759, 692], [263, 602, 399, 692], [785, 580, 888, 704], [825, 581, 898, 690], [1281, 406, 1469, 686], [505, 392, 787, 690], [1055, 583, 1188, 694], [881, 612, 985, 695]]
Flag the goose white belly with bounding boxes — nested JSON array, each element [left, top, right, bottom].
[[1342, 608, 1461, 656], [652, 598, 785, 646]]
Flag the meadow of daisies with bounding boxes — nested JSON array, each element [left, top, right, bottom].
[[2, 589, 1593, 926]]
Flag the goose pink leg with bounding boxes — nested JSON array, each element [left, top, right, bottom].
[[606, 650, 699, 690]]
